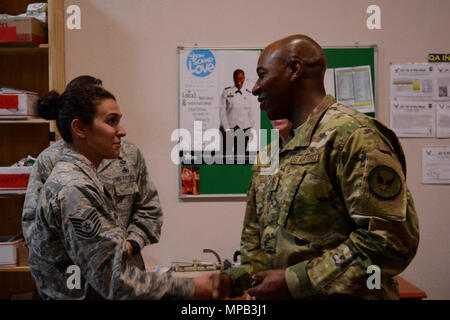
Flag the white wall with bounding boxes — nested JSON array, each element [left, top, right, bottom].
[[64, 0, 450, 299]]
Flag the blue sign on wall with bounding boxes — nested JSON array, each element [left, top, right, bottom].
[[186, 50, 216, 77]]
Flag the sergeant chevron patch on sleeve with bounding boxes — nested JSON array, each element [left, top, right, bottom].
[[69, 209, 102, 239]]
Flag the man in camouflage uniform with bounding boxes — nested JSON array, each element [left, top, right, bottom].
[[223, 35, 419, 299]]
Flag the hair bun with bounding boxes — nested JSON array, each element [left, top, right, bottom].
[[37, 90, 61, 120]]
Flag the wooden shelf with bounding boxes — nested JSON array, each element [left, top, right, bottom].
[[0, 45, 49, 95], [0, 193, 27, 197], [0, 121, 50, 166], [0, 0, 43, 16], [0, 0, 65, 300], [0, 119, 50, 124], [0, 266, 30, 272], [0, 265, 36, 300], [0, 194, 25, 199], [0, 43, 49, 52]]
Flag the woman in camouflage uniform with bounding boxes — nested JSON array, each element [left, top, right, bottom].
[[27, 85, 222, 299]]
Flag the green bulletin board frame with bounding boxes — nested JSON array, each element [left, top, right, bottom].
[[179, 46, 377, 198]]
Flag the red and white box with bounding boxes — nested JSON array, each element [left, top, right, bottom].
[[0, 235, 23, 267], [0, 167, 32, 194], [0, 88, 39, 119], [0, 17, 47, 45]]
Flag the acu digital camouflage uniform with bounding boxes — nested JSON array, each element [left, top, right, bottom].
[[23, 139, 163, 270], [27, 147, 194, 299], [225, 95, 419, 299]]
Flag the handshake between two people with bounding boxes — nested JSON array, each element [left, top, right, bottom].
[[192, 269, 292, 300]]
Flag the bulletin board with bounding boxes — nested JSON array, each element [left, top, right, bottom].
[[176, 46, 377, 198]]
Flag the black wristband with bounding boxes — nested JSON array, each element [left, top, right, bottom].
[[128, 240, 141, 255]]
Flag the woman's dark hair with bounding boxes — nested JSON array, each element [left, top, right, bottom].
[[37, 85, 115, 143], [65, 75, 103, 91]]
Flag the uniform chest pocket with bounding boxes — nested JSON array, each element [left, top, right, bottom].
[[114, 182, 139, 197], [267, 166, 307, 227]]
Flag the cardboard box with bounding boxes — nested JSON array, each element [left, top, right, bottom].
[[0, 88, 39, 119], [0, 235, 23, 267], [0, 167, 32, 194], [0, 17, 47, 45]]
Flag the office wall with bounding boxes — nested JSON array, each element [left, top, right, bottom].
[[64, 0, 450, 299]]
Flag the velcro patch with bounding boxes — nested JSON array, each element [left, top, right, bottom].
[[368, 166, 402, 199], [69, 210, 102, 240], [113, 174, 136, 184], [332, 243, 359, 267], [290, 153, 319, 165]]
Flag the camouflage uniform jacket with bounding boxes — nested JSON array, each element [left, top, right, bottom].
[[225, 95, 419, 299], [23, 139, 163, 259], [27, 147, 194, 299]]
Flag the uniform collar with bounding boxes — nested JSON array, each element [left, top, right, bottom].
[[60, 147, 105, 191], [97, 143, 126, 171], [233, 86, 250, 95], [282, 95, 336, 151], [58, 140, 120, 173]]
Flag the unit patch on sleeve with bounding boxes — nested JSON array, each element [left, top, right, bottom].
[[368, 165, 402, 199]]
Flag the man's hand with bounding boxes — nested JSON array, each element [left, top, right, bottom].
[[193, 272, 232, 299], [247, 270, 292, 300]]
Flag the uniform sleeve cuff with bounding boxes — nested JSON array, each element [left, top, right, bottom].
[[285, 261, 316, 298], [224, 267, 252, 298], [127, 232, 146, 251], [171, 277, 196, 299]]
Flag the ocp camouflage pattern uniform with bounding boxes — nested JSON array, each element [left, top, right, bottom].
[[27, 147, 194, 299], [23, 140, 163, 270], [225, 95, 419, 299]]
